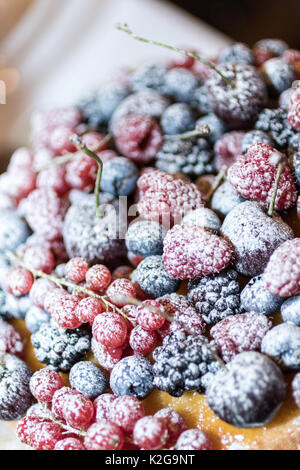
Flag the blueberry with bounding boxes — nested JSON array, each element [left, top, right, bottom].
[[290, 134, 300, 153], [261, 323, 300, 370], [242, 130, 274, 154], [254, 39, 288, 57], [281, 296, 300, 326], [241, 275, 284, 315], [192, 86, 212, 115], [196, 113, 227, 144], [97, 82, 130, 123], [25, 306, 50, 334], [0, 211, 30, 253], [219, 42, 254, 65], [0, 354, 33, 421], [101, 157, 139, 196], [110, 356, 154, 398], [0, 294, 32, 320], [69, 361, 108, 400], [263, 58, 297, 94], [211, 181, 245, 217], [279, 88, 294, 110], [182, 208, 221, 233], [160, 103, 195, 135], [78, 94, 104, 128], [165, 68, 198, 103], [133, 255, 180, 298], [206, 351, 286, 427], [126, 221, 167, 258], [55, 263, 67, 278], [132, 63, 167, 94]]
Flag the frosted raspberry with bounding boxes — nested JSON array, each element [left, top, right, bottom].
[[8, 147, 34, 171], [0, 319, 24, 357], [92, 312, 127, 348], [75, 297, 104, 325], [133, 416, 168, 450], [49, 126, 77, 155], [37, 164, 69, 197], [54, 438, 85, 450], [136, 300, 165, 331], [92, 338, 123, 371], [288, 87, 300, 131], [66, 257, 89, 283], [228, 143, 297, 210], [86, 264, 111, 291], [163, 224, 232, 280], [176, 429, 212, 450], [25, 188, 69, 241], [154, 409, 187, 447], [129, 326, 157, 355], [30, 368, 63, 402], [137, 170, 204, 226], [31, 421, 63, 450], [214, 131, 245, 170], [115, 114, 163, 164], [106, 279, 136, 307], [84, 421, 124, 450], [51, 294, 82, 329], [110, 396, 145, 433], [23, 244, 55, 274], [63, 393, 94, 430], [264, 238, 300, 297], [210, 313, 272, 363], [0, 168, 36, 204], [65, 153, 98, 190], [5, 267, 33, 297], [94, 394, 117, 421], [292, 373, 300, 407]]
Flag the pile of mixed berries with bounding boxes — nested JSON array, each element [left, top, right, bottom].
[[0, 30, 300, 450]]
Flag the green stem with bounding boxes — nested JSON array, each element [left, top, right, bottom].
[[70, 134, 109, 219], [268, 162, 284, 217], [164, 124, 210, 142], [116, 23, 233, 87]]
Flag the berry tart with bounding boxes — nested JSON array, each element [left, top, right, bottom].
[[0, 25, 300, 451]]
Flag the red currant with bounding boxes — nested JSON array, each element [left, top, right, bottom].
[[133, 416, 168, 450], [23, 244, 55, 274], [92, 312, 128, 348], [136, 300, 165, 331], [75, 297, 104, 325], [94, 394, 117, 422], [84, 421, 124, 450], [154, 408, 187, 447], [63, 393, 94, 430], [30, 279, 57, 310], [52, 294, 82, 329], [54, 438, 85, 450], [86, 264, 111, 291], [110, 396, 145, 433], [175, 429, 213, 450], [66, 257, 89, 283], [129, 326, 157, 355], [30, 368, 63, 402], [106, 279, 137, 307], [5, 267, 33, 297]]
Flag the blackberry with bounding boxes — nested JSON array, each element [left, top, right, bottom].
[[69, 361, 108, 400], [218, 42, 254, 65], [281, 295, 300, 326], [132, 255, 180, 298], [155, 138, 215, 178], [160, 103, 196, 135], [132, 63, 167, 94], [63, 194, 127, 268], [110, 355, 154, 399], [241, 275, 284, 315], [242, 130, 274, 154], [125, 221, 167, 258], [192, 86, 212, 115], [25, 306, 50, 334], [290, 134, 300, 153], [263, 58, 296, 94], [164, 68, 199, 103], [109, 90, 170, 133], [188, 269, 241, 325], [206, 351, 286, 428], [206, 63, 267, 129], [31, 323, 91, 372], [0, 354, 33, 421], [293, 152, 300, 184], [196, 113, 227, 143], [255, 108, 296, 148], [0, 210, 30, 253], [101, 157, 139, 196], [97, 82, 130, 123], [211, 181, 246, 217], [182, 208, 221, 233], [153, 331, 221, 397], [261, 323, 300, 371]]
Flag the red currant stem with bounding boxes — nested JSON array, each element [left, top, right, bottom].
[[39, 404, 86, 437], [112, 295, 173, 322], [164, 124, 210, 142], [267, 161, 284, 217], [206, 166, 227, 202], [70, 134, 109, 220], [6, 251, 135, 326], [116, 23, 233, 87]]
